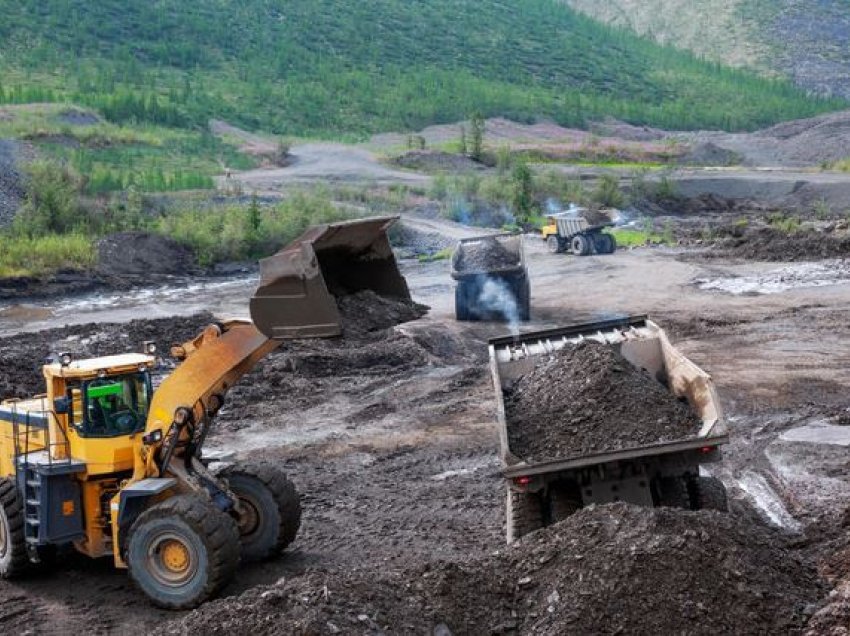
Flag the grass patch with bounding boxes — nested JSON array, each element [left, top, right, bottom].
[[611, 228, 671, 247], [417, 247, 453, 263], [0, 233, 95, 277]]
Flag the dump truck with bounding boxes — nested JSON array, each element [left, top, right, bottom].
[[451, 233, 530, 322], [0, 216, 409, 608], [489, 315, 728, 543], [542, 209, 616, 255]]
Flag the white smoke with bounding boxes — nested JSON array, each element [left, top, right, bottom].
[[477, 277, 521, 335]]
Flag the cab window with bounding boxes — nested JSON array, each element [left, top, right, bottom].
[[75, 373, 151, 438]]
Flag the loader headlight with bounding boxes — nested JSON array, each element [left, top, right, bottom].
[[59, 352, 73, 367], [142, 429, 163, 445], [143, 341, 157, 355]]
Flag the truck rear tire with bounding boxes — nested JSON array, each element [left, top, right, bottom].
[[222, 461, 302, 561], [595, 233, 616, 255], [506, 488, 544, 543], [127, 494, 240, 609], [654, 476, 689, 509], [0, 478, 29, 578], [455, 285, 470, 321], [571, 234, 590, 256], [547, 484, 582, 524], [516, 277, 531, 321], [693, 476, 729, 512]]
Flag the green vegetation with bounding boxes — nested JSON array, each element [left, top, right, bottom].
[[156, 191, 349, 266], [0, 0, 843, 139], [0, 233, 95, 277], [418, 248, 453, 263], [769, 212, 802, 234], [610, 227, 671, 247]]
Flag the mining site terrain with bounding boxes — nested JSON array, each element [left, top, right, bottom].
[[1, 207, 850, 633]]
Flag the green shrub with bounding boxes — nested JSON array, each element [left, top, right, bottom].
[[592, 174, 624, 208], [0, 233, 95, 277]]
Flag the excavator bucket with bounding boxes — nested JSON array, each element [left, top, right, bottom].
[[250, 216, 410, 339]]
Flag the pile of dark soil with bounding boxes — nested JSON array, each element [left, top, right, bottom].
[[336, 290, 428, 337], [389, 222, 453, 259], [0, 139, 27, 225], [391, 150, 485, 173], [160, 504, 819, 636], [454, 237, 519, 274], [0, 314, 212, 400], [504, 342, 701, 462], [97, 232, 198, 277], [708, 226, 850, 262]]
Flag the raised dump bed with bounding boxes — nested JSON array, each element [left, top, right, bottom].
[[489, 315, 728, 542], [451, 233, 529, 322]]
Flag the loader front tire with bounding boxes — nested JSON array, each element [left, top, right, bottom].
[[0, 478, 29, 578], [222, 461, 302, 562], [127, 495, 239, 609]]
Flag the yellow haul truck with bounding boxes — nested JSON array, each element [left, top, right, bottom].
[[0, 217, 408, 608]]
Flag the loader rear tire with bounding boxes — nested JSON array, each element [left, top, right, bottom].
[[127, 495, 239, 609], [506, 487, 544, 544], [222, 461, 302, 561], [0, 478, 29, 578]]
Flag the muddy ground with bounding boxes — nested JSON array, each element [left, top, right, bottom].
[[4, 213, 850, 632]]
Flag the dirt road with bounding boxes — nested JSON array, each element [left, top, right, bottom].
[[223, 143, 430, 191], [2, 220, 850, 632]]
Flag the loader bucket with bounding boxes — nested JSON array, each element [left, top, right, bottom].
[[250, 216, 410, 339]]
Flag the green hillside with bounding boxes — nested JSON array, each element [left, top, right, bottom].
[[563, 0, 850, 100], [0, 0, 843, 137]]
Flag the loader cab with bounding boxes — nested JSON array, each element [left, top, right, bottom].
[[43, 353, 157, 474], [69, 372, 152, 438]]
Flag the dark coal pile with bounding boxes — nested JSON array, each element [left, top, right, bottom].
[[160, 504, 819, 636], [97, 232, 198, 277], [0, 314, 212, 400], [709, 226, 850, 262], [336, 289, 428, 337], [0, 139, 26, 226], [505, 342, 701, 462], [454, 237, 519, 274]]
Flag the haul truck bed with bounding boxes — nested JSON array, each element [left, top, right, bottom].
[[488, 315, 729, 542]]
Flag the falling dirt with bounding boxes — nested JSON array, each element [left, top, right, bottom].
[[504, 342, 701, 462], [159, 503, 819, 636], [336, 290, 429, 337]]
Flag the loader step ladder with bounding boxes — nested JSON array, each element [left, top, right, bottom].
[[7, 400, 86, 560]]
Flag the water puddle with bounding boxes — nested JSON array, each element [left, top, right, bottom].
[[736, 470, 801, 532], [695, 260, 850, 295], [779, 420, 850, 446], [0, 274, 257, 337]]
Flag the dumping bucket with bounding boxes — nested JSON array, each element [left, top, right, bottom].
[[250, 216, 410, 339]]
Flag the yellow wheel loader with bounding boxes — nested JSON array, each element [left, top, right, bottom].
[[0, 217, 409, 608]]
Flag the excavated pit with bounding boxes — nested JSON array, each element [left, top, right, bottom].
[[159, 503, 819, 636], [504, 342, 701, 462]]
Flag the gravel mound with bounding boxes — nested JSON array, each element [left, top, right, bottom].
[[505, 342, 701, 462], [97, 232, 197, 277], [705, 227, 850, 262], [160, 504, 819, 636], [454, 237, 520, 274], [0, 314, 212, 400], [0, 139, 27, 225], [391, 150, 485, 173]]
